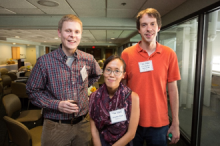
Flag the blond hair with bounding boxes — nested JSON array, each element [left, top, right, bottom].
[[58, 14, 83, 31]]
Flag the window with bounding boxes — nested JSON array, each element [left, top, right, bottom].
[[201, 9, 220, 146], [159, 17, 198, 138]]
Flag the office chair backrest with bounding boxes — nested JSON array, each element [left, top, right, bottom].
[[3, 116, 31, 146], [6, 72, 17, 81], [2, 94, 21, 117], [25, 71, 31, 77], [0, 84, 3, 94], [11, 82, 28, 98], [1, 75, 12, 88], [0, 68, 8, 75]]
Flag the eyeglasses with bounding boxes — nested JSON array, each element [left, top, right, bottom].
[[104, 68, 123, 76]]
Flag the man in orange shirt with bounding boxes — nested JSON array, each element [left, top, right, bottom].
[[121, 8, 181, 145]]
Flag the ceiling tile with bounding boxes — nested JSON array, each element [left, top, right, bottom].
[[28, 0, 76, 15], [9, 8, 44, 14], [118, 30, 137, 38], [107, 0, 146, 9], [90, 30, 106, 41], [76, 9, 105, 17], [0, 8, 16, 14], [141, 0, 186, 16], [0, 0, 36, 8], [107, 9, 138, 18], [67, 0, 105, 9], [107, 30, 122, 39]]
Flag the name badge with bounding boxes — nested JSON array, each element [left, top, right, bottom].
[[109, 108, 127, 124], [138, 60, 153, 72], [80, 65, 88, 81]]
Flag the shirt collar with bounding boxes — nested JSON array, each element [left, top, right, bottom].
[[57, 44, 78, 60], [136, 41, 162, 54]]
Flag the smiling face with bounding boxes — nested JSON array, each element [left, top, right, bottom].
[[58, 21, 82, 55], [103, 59, 125, 91], [138, 14, 160, 45]]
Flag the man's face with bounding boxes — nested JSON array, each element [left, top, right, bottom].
[[138, 14, 160, 44], [58, 21, 82, 52]]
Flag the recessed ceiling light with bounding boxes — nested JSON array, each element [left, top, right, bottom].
[[37, 0, 59, 7], [44, 41, 47, 42], [109, 42, 112, 43], [54, 37, 58, 39], [13, 43, 16, 45], [15, 36, 20, 38], [111, 38, 115, 39], [121, 2, 126, 6]]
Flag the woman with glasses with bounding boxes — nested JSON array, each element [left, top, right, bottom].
[[89, 55, 140, 146]]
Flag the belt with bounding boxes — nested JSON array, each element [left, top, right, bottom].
[[49, 114, 87, 125]]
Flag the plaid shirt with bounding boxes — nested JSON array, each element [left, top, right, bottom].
[[26, 45, 102, 120]]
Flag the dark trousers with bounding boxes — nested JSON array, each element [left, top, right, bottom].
[[133, 125, 169, 146]]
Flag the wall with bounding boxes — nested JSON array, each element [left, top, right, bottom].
[[0, 43, 26, 65], [162, 0, 219, 27], [26, 46, 37, 66]]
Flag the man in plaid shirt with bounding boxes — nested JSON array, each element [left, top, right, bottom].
[[26, 14, 102, 146]]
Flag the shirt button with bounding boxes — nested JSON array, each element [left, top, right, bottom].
[[72, 82, 74, 84]]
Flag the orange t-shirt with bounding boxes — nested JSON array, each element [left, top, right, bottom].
[[121, 42, 181, 127]]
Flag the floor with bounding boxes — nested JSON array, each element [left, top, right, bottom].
[[2, 93, 219, 146], [168, 94, 220, 146]]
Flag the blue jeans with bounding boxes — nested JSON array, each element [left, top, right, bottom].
[[133, 125, 169, 146]]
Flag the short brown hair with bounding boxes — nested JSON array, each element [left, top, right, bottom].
[[136, 8, 162, 30], [58, 14, 83, 31]]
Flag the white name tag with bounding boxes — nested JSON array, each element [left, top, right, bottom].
[[138, 60, 154, 72], [80, 65, 88, 81], [109, 108, 127, 124]]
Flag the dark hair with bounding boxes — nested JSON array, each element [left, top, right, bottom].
[[136, 8, 162, 30], [103, 55, 126, 72]]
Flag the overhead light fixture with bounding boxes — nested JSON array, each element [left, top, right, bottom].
[[15, 36, 20, 38], [121, 2, 126, 6], [111, 38, 115, 39], [37, 0, 59, 7], [13, 43, 16, 45], [54, 37, 58, 39]]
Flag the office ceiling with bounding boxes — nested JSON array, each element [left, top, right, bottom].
[[0, 0, 187, 47]]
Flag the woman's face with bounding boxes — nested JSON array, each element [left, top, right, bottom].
[[103, 59, 125, 90]]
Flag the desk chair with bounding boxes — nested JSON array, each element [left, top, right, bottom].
[[11, 82, 30, 109], [25, 71, 31, 77], [2, 94, 42, 123], [98, 74, 104, 86], [93, 82, 99, 89], [0, 84, 3, 100], [6, 72, 17, 81], [1, 75, 12, 95], [3, 116, 42, 146], [0, 68, 8, 75]]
